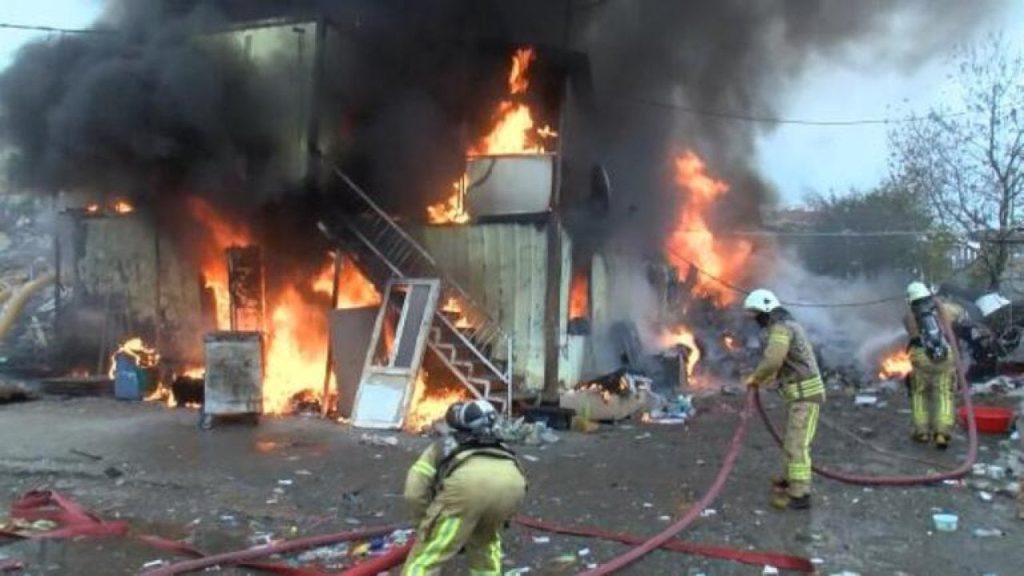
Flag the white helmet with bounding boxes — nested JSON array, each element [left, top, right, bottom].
[[906, 281, 932, 303], [445, 399, 497, 432], [743, 288, 781, 314]]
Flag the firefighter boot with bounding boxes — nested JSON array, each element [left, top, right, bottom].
[[771, 492, 811, 511], [911, 431, 931, 444], [934, 432, 950, 450]]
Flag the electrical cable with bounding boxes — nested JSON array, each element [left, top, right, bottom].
[[666, 246, 906, 308], [613, 94, 1022, 127]]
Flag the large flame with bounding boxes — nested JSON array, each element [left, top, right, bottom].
[[188, 199, 342, 415], [188, 198, 251, 330], [661, 327, 701, 377], [427, 47, 557, 224], [569, 272, 589, 319], [311, 254, 382, 309], [667, 150, 752, 306], [878, 350, 912, 380]]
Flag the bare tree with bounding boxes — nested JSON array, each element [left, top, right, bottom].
[[889, 35, 1024, 290]]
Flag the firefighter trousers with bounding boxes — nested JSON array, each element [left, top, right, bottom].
[[402, 457, 526, 576], [909, 347, 956, 436], [782, 400, 820, 498]]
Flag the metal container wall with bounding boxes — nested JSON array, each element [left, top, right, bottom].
[[203, 331, 264, 415], [464, 154, 555, 217]]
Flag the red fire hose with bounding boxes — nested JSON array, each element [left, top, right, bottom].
[[756, 335, 978, 486], [577, 390, 755, 576], [141, 524, 402, 576], [515, 516, 813, 572]]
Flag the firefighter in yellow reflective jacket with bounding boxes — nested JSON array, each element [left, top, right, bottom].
[[402, 400, 527, 576], [903, 282, 966, 450], [742, 288, 824, 510]]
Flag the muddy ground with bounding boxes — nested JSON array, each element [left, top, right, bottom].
[[0, 384, 1020, 576]]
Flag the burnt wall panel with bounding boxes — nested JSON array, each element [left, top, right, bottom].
[[419, 222, 552, 390]]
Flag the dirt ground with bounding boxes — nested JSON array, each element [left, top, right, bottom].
[[0, 385, 1020, 576]]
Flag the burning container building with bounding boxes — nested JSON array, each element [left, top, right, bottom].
[[48, 13, 679, 424]]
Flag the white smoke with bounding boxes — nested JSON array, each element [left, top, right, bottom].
[[755, 248, 909, 372]]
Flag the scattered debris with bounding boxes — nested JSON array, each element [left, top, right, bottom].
[[853, 394, 878, 407], [971, 528, 1004, 538], [561, 370, 653, 422], [359, 433, 399, 447], [646, 393, 696, 425], [932, 513, 958, 532], [531, 536, 550, 544], [494, 418, 559, 445]]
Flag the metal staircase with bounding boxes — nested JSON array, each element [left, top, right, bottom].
[[321, 168, 515, 413]]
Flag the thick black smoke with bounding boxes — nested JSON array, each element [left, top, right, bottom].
[[0, 0, 1003, 234], [579, 0, 1002, 254]]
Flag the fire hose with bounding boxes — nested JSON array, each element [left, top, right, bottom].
[[756, 323, 979, 487], [576, 390, 756, 576]]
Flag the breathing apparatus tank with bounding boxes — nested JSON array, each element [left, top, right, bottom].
[[911, 297, 950, 362]]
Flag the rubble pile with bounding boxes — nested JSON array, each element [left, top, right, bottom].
[[0, 194, 56, 372]]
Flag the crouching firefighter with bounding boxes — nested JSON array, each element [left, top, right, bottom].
[[402, 400, 527, 576], [742, 288, 825, 510], [904, 282, 966, 450]]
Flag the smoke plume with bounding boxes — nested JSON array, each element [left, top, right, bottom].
[[581, 0, 1002, 254]]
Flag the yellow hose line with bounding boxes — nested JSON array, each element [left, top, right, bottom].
[[0, 272, 56, 343]]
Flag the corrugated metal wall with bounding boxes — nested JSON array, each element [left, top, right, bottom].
[[419, 222, 572, 391]]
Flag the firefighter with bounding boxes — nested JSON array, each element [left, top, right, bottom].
[[742, 288, 824, 510], [904, 282, 965, 450], [402, 400, 527, 576]]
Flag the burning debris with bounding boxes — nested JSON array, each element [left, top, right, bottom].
[[560, 369, 653, 422], [427, 46, 558, 225], [666, 150, 753, 307], [878, 350, 913, 381]]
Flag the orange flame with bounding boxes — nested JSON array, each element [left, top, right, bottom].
[[187, 198, 337, 415], [85, 203, 100, 214], [878, 350, 912, 380], [509, 48, 534, 95], [311, 254, 382, 309], [107, 337, 159, 379], [661, 327, 701, 377], [441, 297, 472, 329], [113, 200, 134, 214], [181, 367, 205, 379], [667, 150, 752, 306], [570, 272, 589, 319], [426, 177, 470, 225], [427, 47, 558, 224], [187, 198, 252, 331], [405, 370, 471, 432]]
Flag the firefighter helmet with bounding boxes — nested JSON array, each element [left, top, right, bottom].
[[445, 400, 497, 432], [906, 281, 932, 303], [743, 288, 781, 314]]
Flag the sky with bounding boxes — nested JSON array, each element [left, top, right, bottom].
[[0, 1, 1021, 206], [755, 2, 1024, 205]]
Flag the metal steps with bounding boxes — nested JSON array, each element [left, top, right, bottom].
[[323, 168, 515, 414]]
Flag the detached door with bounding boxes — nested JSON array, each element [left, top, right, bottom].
[[351, 278, 440, 429]]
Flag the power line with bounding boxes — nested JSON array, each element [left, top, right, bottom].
[[614, 94, 1020, 127], [0, 23, 113, 35], [666, 246, 908, 309], [674, 229, 954, 238]]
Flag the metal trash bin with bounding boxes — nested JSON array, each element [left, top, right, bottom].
[[200, 331, 263, 429]]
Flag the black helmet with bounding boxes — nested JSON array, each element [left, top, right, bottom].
[[445, 400, 497, 432]]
